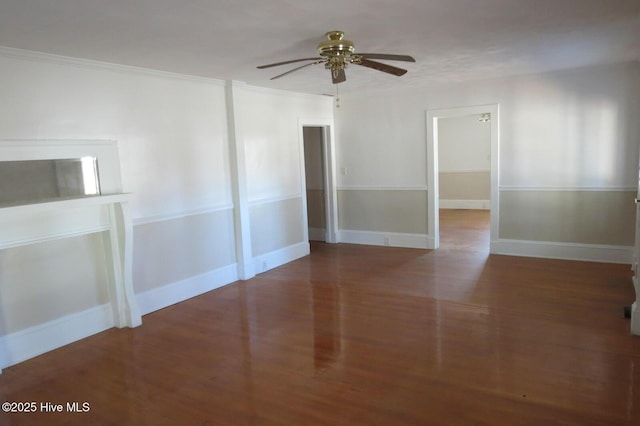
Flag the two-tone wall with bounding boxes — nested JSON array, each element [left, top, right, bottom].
[[335, 62, 639, 262], [236, 85, 333, 271], [333, 94, 431, 248], [0, 48, 333, 368]]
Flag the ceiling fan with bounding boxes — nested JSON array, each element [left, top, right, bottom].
[[257, 31, 416, 84]]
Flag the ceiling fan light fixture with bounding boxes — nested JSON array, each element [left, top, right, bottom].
[[256, 30, 415, 85]]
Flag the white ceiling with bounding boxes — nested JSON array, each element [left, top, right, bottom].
[[0, 0, 638, 95]]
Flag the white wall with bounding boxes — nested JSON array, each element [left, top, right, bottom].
[[336, 61, 639, 261], [438, 114, 491, 207], [0, 53, 233, 217], [0, 49, 235, 294], [336, 96, 427, 188], [240, 88, 332, 203], [232, 84, 333, 270], [438, 114, 491, 173], [0, 49, 333, 368]]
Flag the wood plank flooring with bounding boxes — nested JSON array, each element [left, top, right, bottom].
[[1, 209, 639, 425]]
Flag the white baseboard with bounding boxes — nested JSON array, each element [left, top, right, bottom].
[[0, 304, 114, 370], [439, 199, 490, 210], [137, 264, 239, 315], [253, 241, 310, 274], [339, 229, 431, 249], [308, 227, 326, 241], [138, 243, 311, 311], [490, 239, 633, 264], [0, 247, 309, 372]]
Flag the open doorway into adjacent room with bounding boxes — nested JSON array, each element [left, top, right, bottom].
[[300, 119, 338, 249], [438, 113, 491, 251], [302, 126, 329, 244], [427, 105, 499, 253]]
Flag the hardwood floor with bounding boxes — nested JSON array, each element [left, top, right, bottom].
[[1, 210, 639, 425], [439, 208, 490, 251]]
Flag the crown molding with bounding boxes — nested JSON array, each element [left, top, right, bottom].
[[0, 46, 226, 86]]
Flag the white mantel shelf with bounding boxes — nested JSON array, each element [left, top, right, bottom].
[[0, 193, 132, 214], [0, 193, 142, 373], [0, 193, 133, 249]]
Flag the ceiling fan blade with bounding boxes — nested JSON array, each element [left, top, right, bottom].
[[358, 53, 416, 62], [332, 68, 346, 84], [257, 57, 323, 69], [270, 61, 324, 80], [356, 58, 408, 76]]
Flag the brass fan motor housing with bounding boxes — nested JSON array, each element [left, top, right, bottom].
[[317, 31, 356, 57]]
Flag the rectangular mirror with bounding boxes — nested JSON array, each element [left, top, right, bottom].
[[0, 158, 101, 206]]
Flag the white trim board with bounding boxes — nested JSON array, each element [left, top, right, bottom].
[[0, 304, 114, 370], [0, 242, 308, 371], [253, 241, 310, 274], [339, 230, 431, 249], [0, 261, 241, 371], [338, 186, 428, 191], [133, 204, 234, 226], [490, 239, 633, 264], [439, 200, 490, 210], [248, 194, 302, 207], [138, 241, 311, 316], [136, 264, 239, 316]]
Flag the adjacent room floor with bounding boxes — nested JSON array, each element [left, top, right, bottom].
[[1, 209, 638, 425], [438, 208, 490, 252]]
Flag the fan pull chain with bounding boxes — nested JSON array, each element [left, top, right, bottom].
[[335, 84, 340, 108]]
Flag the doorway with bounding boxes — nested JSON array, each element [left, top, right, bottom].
[[299, 120, 338, 245], [426, 104, 500, 251], [437, 113, 491, 251], [303, 127, 327, 242]]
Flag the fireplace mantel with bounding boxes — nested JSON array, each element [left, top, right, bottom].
[[0, 193, 142, 373]]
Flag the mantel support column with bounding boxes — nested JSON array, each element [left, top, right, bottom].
[[107, 200, 142, 328]]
